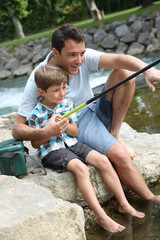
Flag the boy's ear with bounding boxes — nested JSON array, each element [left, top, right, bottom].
[[52, 48, 59, 58], [38, 88, 45, 96]]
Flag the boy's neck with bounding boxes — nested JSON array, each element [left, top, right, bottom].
[[40, 97, 56, 110]]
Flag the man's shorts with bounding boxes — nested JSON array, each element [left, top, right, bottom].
[[77, 91, 119, 155], [42, 141, 93, 173]]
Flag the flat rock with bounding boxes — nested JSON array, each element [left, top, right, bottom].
[[0, 176, 86, 240]]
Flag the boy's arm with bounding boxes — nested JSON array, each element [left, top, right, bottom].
[[65, 122, 78, 137]]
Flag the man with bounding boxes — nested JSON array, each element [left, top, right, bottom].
[[12, 23, 160, 202]]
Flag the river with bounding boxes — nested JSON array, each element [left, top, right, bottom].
[[0, 51, 160, 239]]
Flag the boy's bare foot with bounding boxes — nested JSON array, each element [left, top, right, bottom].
[[96, 214, 125, 233], [117, 137, 135, 159], [118, 203, 145, 218]]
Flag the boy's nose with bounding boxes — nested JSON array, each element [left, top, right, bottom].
[[60, 89, 65, 96]]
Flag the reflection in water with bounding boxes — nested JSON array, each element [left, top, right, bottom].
[[125, 82, 160, 134], [86, 183, 160, 240]]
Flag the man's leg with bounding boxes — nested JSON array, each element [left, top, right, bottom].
[[107, 142, 155, 200], [85, 150, 145, 218], [105, 69, 135, 158]]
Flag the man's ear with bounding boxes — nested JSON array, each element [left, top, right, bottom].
[[52, 48, 59, 58], [38, 88, 45, 96]]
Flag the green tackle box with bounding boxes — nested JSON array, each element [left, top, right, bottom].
[[0, 138, 27, 177]]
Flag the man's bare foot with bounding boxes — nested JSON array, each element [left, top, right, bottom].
[[117, 137, 135, 159], [0, 175, 5, 178], [96, 214, 125, 233], [118, 203, 145, 218]]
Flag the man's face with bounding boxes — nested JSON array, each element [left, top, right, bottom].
[[53, 39, 86, 75]]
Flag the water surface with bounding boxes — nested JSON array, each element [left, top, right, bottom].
[[86, 183, 160, 240]]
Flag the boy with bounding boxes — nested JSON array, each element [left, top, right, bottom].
[[27, 65, 145, 233]]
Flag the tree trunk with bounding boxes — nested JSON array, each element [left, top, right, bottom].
[[6, 6, 25, 39], [85, 0, 103, 21], [141, 0, 153, 7]]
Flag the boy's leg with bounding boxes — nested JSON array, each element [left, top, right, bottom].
[[67, 158, 125, 233], [85, 149, 145, 218]]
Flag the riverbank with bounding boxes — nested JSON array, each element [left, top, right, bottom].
[[1, 10, 160, 80], [0, 113, 160, 239]]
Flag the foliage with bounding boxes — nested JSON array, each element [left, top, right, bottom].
[[0, 0, 160, 43], [0, 0, 28, 41], [1, 0, 28, 18], [55, 1, 89, 24], [96, 0, 145, 13], [21, 0, 56, 34]]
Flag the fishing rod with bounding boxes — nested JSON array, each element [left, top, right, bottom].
[[62, 58, 160, 118]]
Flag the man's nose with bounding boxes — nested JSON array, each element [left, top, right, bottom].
[[76, 55, 83, 64]]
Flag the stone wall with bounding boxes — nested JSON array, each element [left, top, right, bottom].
[[1, 11, 160, 80]]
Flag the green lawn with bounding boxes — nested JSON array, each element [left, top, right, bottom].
[[1, 1, 160, 49]]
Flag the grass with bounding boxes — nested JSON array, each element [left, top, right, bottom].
[[1, 1, 160, 49]]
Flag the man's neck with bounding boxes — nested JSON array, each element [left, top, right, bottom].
[[48, 54, 56, 65], [47, 53, 69, 84]]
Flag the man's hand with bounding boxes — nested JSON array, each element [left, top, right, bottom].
[[145, 68, 160, 92]]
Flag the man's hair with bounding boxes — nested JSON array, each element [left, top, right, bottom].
[[52, 23, 85, 53], [35, 65, 67, 91]]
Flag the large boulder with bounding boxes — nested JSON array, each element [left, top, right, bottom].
[[0, 176, 86, 240]]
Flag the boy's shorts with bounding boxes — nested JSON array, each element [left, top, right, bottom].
[[77, 90, 119, 155], [42, 141, 93, 173]]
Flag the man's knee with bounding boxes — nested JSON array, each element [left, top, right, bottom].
[[107, 143, 131, 166]]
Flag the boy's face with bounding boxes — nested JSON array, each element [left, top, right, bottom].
[[39, 82, 66, 108], [52, 39, 86, 75]]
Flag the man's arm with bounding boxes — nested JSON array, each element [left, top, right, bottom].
[[99, 53, 147, 71], [98, 53, 160, 92], [12, 114, 69, 141]]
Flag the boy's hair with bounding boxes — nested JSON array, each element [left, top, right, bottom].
[[52, 23, 85, 53], [35, 65, 67, 91]]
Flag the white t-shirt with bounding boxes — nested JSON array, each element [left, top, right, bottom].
[[18, 48, 103, 118]]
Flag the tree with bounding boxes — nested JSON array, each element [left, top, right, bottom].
[[1, 0, 28, 39], [85, 0, 103, 21]]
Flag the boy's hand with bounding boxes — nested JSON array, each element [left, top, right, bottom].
[[46, 114, 69, 136]]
